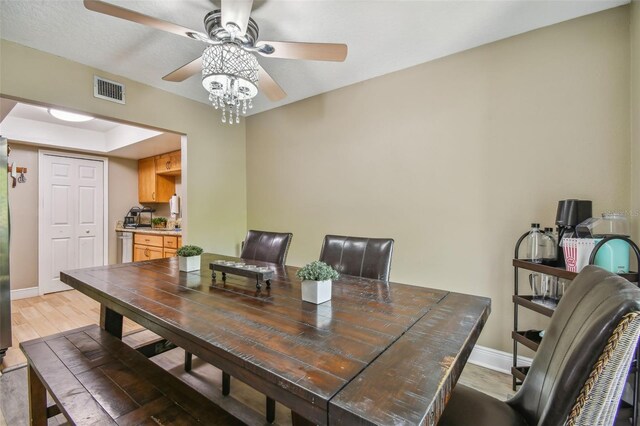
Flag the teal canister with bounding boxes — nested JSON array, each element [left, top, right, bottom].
[[592, 213, 630, 273]]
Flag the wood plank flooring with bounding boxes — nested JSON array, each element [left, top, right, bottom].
[[1, 290, 514, 425], [2, 290, 142, 370]]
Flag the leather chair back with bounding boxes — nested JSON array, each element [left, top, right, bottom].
[[240, 230, 293, 265], [319, 235, 394, 281], [508, 266, 640, 425]]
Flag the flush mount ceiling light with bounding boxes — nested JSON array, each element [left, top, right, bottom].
[[48, 108, 95, 122], [83, 0, 349, 125]]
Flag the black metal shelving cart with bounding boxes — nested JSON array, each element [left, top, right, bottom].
[[512, 234, 640, 425]]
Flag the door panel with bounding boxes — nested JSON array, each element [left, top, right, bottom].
[[40, 154, 104, 294], [51, 238, 71, 280], [78, 186, 96, 224], [78, 236, 96, 269]]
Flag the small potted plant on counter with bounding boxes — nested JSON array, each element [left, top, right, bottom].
[[151, 217, 168, 229], [296, 261, 339, 304], [177, 245, 203, 272]]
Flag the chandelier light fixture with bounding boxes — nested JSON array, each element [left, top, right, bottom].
[[202, 43, 259, 125]]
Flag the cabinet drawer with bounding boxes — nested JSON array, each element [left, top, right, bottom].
[[164, 248, 177, 258], [164, 236, 178, 248], [134, 234, 163, 248], [178, 237, 182, 248]]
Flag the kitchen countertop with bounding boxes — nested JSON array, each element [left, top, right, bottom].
[[115, 226, 182, 236]]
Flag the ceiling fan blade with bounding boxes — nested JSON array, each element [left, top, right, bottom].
[[258, 65, 286, 101], [163, 56, 203, 82], [257, 41, 348, 62], [221, 0, 254, 36], [83, 0, 208, 41]]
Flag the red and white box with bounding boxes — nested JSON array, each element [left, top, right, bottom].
[[563, 238, 598, 273]]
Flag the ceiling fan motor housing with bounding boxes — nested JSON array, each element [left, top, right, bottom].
[[204, 10, 260, 48]]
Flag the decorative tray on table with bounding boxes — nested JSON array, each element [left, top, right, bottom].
[[209, 260, 274, 289]]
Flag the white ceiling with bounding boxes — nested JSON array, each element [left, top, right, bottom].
[[0, 0, 628, 116], [0, 102, 181, 159], [9, 102, 121, 132]]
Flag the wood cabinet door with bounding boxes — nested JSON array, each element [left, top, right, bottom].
[[133, 244, 147, 261], [147, 246, 164, 260], [134, 244, 163, 261], [168, 151, 181, 172], [138, 157, 156, 203], [156, 151, 181, 175], [164, 248, 177, 258], [155, 153, 171, 174]]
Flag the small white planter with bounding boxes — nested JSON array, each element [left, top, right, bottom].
[[301, 279, 332, 304], [179, 255, 201, 272]]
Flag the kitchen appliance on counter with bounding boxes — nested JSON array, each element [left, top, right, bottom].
[[123, 206, 155, 228], [556, 199, 592, 267]]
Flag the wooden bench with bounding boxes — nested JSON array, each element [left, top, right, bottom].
[[20, 324, 244, 426]]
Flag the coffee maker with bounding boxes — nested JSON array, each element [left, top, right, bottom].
[[555, 199, 592, 267], [123, 206, 155, 228]]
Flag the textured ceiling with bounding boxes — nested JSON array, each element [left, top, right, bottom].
[[0, 0, 628, 116]]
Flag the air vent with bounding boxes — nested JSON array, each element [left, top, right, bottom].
[[94, 76, 125, 104]]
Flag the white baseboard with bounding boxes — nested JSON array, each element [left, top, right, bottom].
[[10, 286, 39, 300], [468, 345, 532, 374]]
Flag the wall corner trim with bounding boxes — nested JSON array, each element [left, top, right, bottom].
[[10, 286, 39, 300], [468, 344, 533, 374]]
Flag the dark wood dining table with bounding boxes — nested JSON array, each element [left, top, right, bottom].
[[61, 253, 490, 425]]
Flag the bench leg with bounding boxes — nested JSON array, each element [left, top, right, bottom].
[[266, 397, 276, 423], [222, 372, 231, 396], [28, 365, 48, 426], [184, 351, 193, 372], [100, 305, 123, 339]]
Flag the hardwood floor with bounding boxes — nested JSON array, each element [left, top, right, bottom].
[[1, 290, 514, 425], [1, 290, 142, 370]]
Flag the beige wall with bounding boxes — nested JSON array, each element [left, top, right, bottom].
[[6, 142, 139, 290], [0, 40, 247, 257], [632, 0, 640, 241], [7, 143, 38, 290], [108, 156, 140, 263], [246, 7, 631, 352]]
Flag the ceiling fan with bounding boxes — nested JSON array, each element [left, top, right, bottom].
[[83, 0, 348, 123]]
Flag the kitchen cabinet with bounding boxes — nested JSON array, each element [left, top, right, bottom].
[[133, 232, 182, 261], [134, 244, 163, 261], [156, 150, 181, 176], [138, 157, 175, 203]]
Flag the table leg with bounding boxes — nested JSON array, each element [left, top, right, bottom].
[[184, 351, 193, 372], [266, 397, 276, 423], [100, 305, 123, 339], [28, 365, 47, 426], [222, 372, 231, 396]]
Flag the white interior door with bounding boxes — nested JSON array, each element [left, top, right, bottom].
[[40, 154, 104, 294]]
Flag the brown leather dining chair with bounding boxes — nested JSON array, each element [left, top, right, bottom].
[[319, 234, 394, 281], [239, 229, 293, 265], [184, 230, 292, 423], [439, 265, 640, 426]]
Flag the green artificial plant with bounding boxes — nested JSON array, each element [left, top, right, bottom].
[[296, 261, 339, 281], [177, 245, 204, 257]]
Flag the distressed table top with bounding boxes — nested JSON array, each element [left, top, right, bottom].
[[61, 253, 490, 425]]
